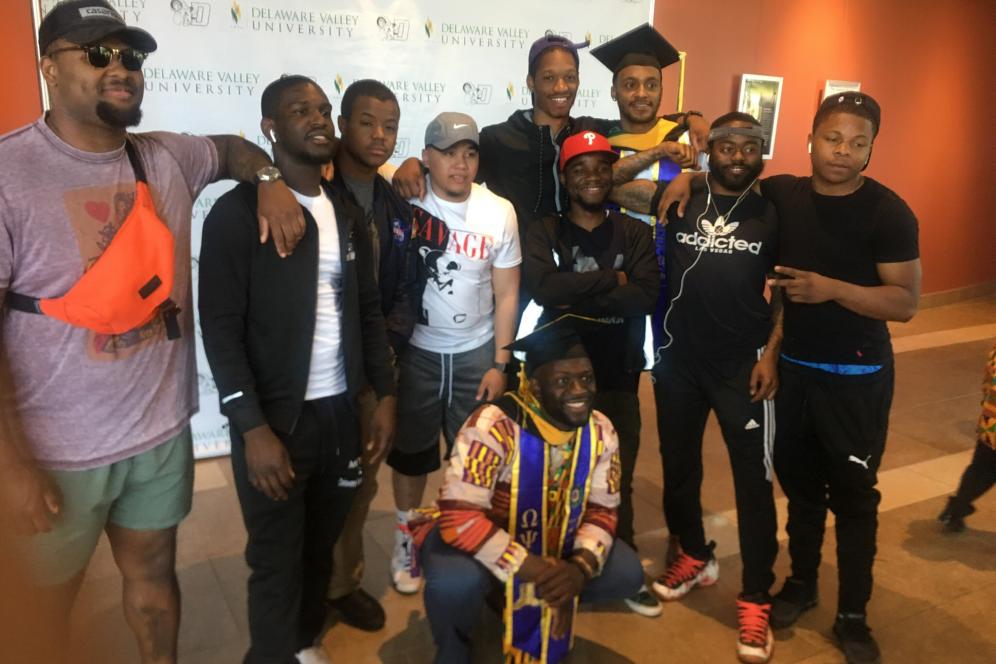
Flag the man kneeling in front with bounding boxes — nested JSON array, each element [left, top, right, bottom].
[[413, 314, 644, 664]]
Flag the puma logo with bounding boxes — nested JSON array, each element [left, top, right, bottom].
[[848, 454, 871, 470]]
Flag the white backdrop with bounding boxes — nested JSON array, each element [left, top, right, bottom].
[[32, 0, 654, 458]]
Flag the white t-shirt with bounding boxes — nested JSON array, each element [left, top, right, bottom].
[[292, 188, 348, 398], [410, 181, 521, 353]]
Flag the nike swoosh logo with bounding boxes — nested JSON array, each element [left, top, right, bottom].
[[453, 123, 469, 129]]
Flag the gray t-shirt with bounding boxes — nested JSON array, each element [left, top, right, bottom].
[[0, 117, 217, 470]]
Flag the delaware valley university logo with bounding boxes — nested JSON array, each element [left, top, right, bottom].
[[229, 1, 358, 37], [377, 16, 410, 40], [463, 82, 492, 104], [170, 0, 210, 27]]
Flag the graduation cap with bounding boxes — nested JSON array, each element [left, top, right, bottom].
[[590, 24, 680, 75], [506, 314, 605, 375]]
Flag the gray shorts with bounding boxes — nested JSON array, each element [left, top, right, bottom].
[[387, 338, 494, 476]]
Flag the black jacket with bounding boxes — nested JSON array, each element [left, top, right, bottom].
[[523, 211, 658, 378], [478, 110, 602, 235], [198, 180, 394, 437], [330, 167, 418, 354]]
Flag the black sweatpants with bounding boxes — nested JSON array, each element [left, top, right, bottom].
[[593, 389, 642, 548], [773, 360, 894, 615], [949, 442, 996, 516], [653, 348, 777, 595], [231, 395, 361, 664]]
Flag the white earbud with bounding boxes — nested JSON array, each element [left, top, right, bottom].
[[269, 131, 278, 143]]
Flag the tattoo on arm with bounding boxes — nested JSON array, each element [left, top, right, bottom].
[[208, 135, 273, 183], [608, 180, 657, 214], [612, 143, 672, 185], [766, 288, 784, 353]]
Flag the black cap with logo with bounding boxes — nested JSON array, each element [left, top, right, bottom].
[[39, 0, 157, 54]]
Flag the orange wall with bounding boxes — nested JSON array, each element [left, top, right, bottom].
[[2, 1, 42, 133], [3, 1, 993, 293], [655, 0, 996, 294]]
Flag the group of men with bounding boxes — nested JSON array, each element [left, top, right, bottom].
[[0, 3, 925, 664]]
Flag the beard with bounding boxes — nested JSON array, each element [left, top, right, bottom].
[[710, 159, 764, 192], [620, 103, 657, 126], [297, 147, 336, 165], [96, 101, 142, 128]]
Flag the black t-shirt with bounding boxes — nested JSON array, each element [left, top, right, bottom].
[[664, 188, 778, 359], [761, 175, 919, 365]]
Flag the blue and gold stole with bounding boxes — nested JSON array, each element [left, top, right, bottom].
[[502, 397, 599, 664]]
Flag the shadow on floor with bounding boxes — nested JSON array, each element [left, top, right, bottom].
[[902, 518, 996, 572]]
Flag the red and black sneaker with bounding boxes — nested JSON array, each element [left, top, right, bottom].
[[651, 542, 719, 601]]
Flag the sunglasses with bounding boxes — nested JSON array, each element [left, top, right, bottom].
[[46, 45, 148, 71]]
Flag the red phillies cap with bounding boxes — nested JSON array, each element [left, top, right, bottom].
[[559, 131, 619, 170]]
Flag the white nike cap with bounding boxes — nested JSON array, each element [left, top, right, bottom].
[[425, 112, 479, 150]]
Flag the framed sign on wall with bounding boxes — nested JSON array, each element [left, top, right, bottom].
[[738, 73, 783, 159]]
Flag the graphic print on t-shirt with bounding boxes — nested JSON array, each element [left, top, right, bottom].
[[62, 183, 166, 360], [411, 205, 496, 327], [674, 214, 763, 255]]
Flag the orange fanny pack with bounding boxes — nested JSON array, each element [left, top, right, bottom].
[[6, 139, 180, 339]]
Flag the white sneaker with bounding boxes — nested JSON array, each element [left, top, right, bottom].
[[391, 522, 422, 594], [296, 646, 331, 664]]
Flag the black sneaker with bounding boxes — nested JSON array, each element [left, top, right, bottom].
[[624, 585, 663, 617], [770, 577, 818, 629], [833, 613, 881, 664], [937, 497, 973, 533], [328, 588, 386, 632]]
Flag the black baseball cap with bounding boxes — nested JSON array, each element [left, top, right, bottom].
[[815, 91, 881, 136], [528, 34, 588, 75], [39, 0, 157, 54]]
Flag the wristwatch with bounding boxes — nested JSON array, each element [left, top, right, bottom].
[[254, 165, 283, 184], [493, 361, 508, 373]]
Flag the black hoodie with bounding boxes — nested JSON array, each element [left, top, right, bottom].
[[477, 110, 604, 238]]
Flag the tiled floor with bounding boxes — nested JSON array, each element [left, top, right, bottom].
[[70, 297, 996, 663]]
